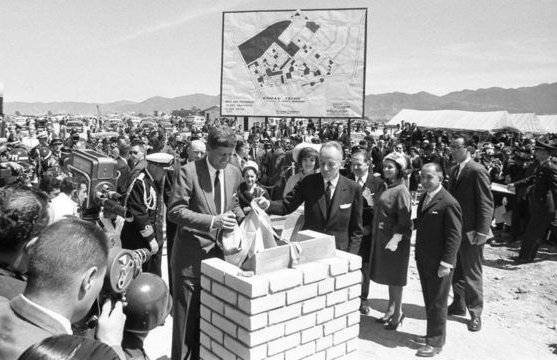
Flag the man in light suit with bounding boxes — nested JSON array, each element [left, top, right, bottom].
[[0, 218, 126, 360], [257, 141, 363, 255], [414, 163, 462, 357], [447, 137, 494, 332], [167, 126, 244, 360]]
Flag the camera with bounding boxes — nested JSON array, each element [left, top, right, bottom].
[[66, 149, 126, 220]]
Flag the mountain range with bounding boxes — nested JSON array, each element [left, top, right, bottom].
[[5, 82, 557, 119]]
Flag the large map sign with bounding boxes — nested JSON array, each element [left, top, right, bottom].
[[220, 8, 367, 118]]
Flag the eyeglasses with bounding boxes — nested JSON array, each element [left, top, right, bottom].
[[130, 150, 140, 155]]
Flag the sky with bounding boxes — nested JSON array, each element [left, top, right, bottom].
[[1, 0, 556, 103]]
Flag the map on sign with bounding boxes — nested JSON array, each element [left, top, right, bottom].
[[221, 9, 367, 118]]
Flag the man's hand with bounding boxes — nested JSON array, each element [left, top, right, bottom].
[[96, 299, 126, 347], [362, 188, 374, 206], [254, 196, 270, 210], [473, 233, 488, 245], [437, 265, 451, 278], [149, 239, 159, 254], [213, 211, 237, 230]]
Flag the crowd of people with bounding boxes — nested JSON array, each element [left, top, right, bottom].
[[1, 115, 556, 359]]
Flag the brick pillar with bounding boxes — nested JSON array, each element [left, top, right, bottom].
[[199, 251, 362, 360]]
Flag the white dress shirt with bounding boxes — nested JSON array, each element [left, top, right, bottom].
[[50, 192, 79, 223], [323, 173, 340, 199]]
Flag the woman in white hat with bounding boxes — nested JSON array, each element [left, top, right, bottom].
[[283, 143, 321, 197], [369, 152, 413, 331], [237, 160, 269, 213]]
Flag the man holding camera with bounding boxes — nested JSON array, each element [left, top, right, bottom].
[[0, 218, 126, 360]]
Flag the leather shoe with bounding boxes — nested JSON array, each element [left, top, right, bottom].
[[359, 302, 371, 315], [447, 303, 466, 316], [468, 316, 481, 332], [416, 344, 442, 357]]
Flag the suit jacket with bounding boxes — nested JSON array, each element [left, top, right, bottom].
[[267, 173, 363, 254], [167, 158, 244, 280], [0, 295, 67, 360], [514, 158, 557, 213], [448, 159, 494, 236], [415, 187, 462, 272]]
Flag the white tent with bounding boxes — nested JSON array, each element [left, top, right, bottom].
[[506, 113, 542, 133], [386, 109, 520, 132], [538, 115, 557, 134]]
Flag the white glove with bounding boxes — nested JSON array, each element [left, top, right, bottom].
[[385, 234, 403, 252]]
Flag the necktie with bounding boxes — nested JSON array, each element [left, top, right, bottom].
[[325, 181, 333, 209], [423, 193, 432, 208], [457, 165, 463, 180], [214, 170, 221, 214], [357, 177, 364, 187]]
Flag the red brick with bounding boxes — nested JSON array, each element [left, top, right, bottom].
[[200, 304, 211, 321], [200, 345, 220, 360], [200, 275, 211, 292], [200, 331, 211, 349]]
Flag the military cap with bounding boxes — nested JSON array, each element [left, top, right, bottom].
[[146, 152, 174, 167]]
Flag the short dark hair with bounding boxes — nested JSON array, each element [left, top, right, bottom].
[[207, 126, 237, 149], [297, 147, 320, 168], [60, 177, 75, 195], [351, 148, 371, 162], [39, 175, 61, 194], [18, 335, 120, 360], [26, 218, 108, 294], [0, 186, 50, 253]]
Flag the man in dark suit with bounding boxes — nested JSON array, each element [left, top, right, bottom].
[[447, 137, 494, 332], [257, 141, 363, 255], [0, 218, 126, 360], [167, 126, 244, 360], [414, 163, 462, 357], [509, 141, 557, 263], [348, 148, 387, 314]]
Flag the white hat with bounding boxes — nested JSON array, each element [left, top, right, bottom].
[[292, 142, 322, 163], [383, 152, 407, 170], [146, 152, 174, 167], [242, 160, 259, 174]]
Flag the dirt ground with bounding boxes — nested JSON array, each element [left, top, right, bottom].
[[145, 229, 557, 360]]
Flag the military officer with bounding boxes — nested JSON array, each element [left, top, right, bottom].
[[121, 145, 173, 276], [509, 140, 557, 263]]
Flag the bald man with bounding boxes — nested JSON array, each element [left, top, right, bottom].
[[187, 140, 206, 163]]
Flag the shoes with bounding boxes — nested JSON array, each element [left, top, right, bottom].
[[359, 302, 371, 315], [468, 316, 482, 332], [385, 313, 405, 330], [416, 344, 442, 357], [447, 303, 466, 316], [411, 336, 427, 346], [375, 314, 393, 324]]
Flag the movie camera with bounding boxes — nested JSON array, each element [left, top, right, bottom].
[[66, 149, 126, 220]]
